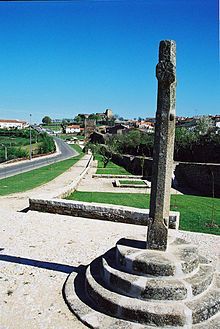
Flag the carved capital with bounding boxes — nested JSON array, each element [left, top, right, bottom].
[[156, 61, 175, 84]]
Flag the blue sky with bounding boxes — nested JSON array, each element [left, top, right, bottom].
[[0, 0, 219, 123]]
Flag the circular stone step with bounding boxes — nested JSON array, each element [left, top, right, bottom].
[[184, 264, 214, 297], [102, 257, 188, 300], [186, 275, 220, 324], [115, 241, 199, 277], [63, 269, 151, 329], [101, 256, 214, 300], [63, 237, 220, 328], [86, 262, 188, 327]]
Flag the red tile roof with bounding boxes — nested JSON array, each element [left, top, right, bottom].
[[66, 125, 80, 129], [0, 119, 26, 123]]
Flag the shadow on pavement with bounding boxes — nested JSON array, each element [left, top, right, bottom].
[[0, 253, 83, 274]]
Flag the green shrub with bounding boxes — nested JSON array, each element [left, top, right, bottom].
[[38, 135, 55, 154]]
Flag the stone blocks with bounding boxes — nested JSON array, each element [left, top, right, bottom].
[[29, 198, 179, 229]]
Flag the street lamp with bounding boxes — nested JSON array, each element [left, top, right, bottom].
[[29, 113, 32, 160]]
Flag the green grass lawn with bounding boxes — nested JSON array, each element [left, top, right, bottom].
[[69, 143, 83, 154], [0, 136, 30, 147], [42, 125, 62, 131], [23, 142, 42, 152], [119, 180, 146, 185], [0, 135, 40, 152], [66, 191, 220, 235], [0, 144, 84, 196], [0, 132, 54, 161], [95, 155, 131, 175]]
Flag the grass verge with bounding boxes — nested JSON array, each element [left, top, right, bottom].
[[119, 180, 146, 185], [66, 191, 220, 235], [0, 144, 84, 196], [95, 155, 130, 175]]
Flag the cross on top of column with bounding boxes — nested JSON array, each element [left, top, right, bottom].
[[147, 40, 177, 251]]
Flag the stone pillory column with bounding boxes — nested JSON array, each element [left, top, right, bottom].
[[147, 40, 176, 251]]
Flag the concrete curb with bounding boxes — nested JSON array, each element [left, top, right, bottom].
[[92, 174, 143, 178], [114, 179, 150, 188]]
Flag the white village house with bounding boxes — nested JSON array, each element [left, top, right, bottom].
[[65, 124, 81, 134], [0, 119, 28, 129]]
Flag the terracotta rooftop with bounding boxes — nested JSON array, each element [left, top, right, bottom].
[[67, 125, 80, 128], [0, 119, 26, 123]]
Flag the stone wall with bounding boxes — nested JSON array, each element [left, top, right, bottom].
[[29, 198, 179, 229], [174, 162, 220, 197], [110, 153, 220, 197], [111, 153, 153, 178], [92, 174, 143, 178]]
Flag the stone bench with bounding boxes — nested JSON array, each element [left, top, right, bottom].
[[29, 198, 179, 229]]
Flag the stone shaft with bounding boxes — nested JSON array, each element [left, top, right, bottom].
[[147, 40, 176, 251]]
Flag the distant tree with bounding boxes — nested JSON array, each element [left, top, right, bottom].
[[62, 119, 68, 125], [74, 115, 82, 124], [42, 116, 52, 125], [61, 119, 68, 133], [126, 129, 142, 153], [39, 133, 55, 154], [174, 127, 198, 160], [88, 114, 99, 121], [195, 116, 213, 136]]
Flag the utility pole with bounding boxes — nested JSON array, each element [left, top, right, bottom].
[[29, 113, 32, 160]]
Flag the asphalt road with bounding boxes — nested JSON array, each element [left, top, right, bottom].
[[0, 137, 78, 179]]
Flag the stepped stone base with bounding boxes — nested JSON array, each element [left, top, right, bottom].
[[63, 235, 220, 328]]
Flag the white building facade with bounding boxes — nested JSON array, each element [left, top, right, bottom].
[[0, 119, 27, 129], [65, 125, 81, 133]]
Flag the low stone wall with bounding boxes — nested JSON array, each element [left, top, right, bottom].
[[114, 179, 150, 188], [29, 198, 179, 230], [111, 153, 153, 178], [92, 174, 143, 179], [110, 153, 220, 197]]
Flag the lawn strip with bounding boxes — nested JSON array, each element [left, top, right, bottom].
[[95, 155, 130, 175], [66, 191, 220, 235], [119, 180, 146, 185]]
